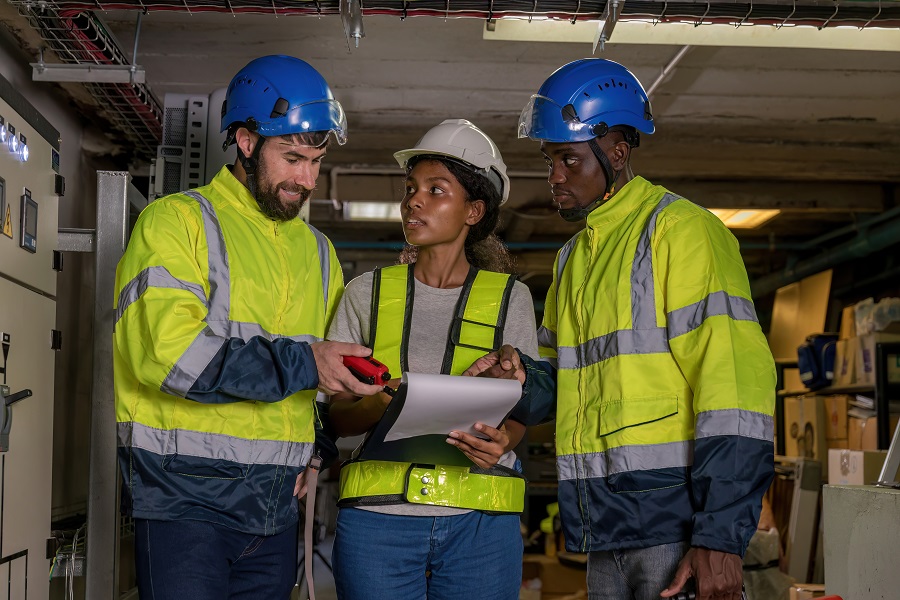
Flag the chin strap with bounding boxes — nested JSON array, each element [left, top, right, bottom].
[[236, 129, 266, 198], [557, 136, 620, 222]]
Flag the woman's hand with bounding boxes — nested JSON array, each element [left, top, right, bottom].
[[446, 422, 510, 469]]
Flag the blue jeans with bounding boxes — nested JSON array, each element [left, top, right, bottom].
[[332, 507, 523, 600], [587, 541, 690, 600], [134, 518, 297, 600]]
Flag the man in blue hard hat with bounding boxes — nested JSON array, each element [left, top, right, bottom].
[[114, 55, 383, 599], [477, 58, 775, 600]]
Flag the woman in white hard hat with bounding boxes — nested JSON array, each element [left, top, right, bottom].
[[326, 119, 543, 599]]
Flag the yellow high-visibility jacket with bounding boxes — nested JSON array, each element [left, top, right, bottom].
[[539, 176, 775, 555], [114, 166, 343, 535]]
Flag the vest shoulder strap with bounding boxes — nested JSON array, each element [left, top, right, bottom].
[[445, 269, 516, 376], [369, 264, 413, 377]]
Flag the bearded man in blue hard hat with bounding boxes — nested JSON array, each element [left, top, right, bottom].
[[472, 59, 776, 600], [113, 55, 383, 599]]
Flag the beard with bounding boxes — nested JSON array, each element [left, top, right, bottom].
[[254, 160, 312, 222]]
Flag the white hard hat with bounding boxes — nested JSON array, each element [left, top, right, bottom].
[[394, 119, 510, 205]]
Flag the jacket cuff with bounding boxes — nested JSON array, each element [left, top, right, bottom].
[[689, 533, 746, 558], [509, 350, 557, 426]]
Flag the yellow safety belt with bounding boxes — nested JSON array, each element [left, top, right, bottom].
[[339, 460, 525, 513]]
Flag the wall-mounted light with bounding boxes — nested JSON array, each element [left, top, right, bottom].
[[709, 209, 780, 229], [16, 134, 28, 162], [6, 124, 17, 154], [0, 116, 6, 144]]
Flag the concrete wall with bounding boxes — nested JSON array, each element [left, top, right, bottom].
[[823, 485, 900, 600]]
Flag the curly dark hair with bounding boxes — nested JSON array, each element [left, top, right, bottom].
[[398, 156, 515, 274]]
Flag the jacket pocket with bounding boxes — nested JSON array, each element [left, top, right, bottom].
[[599, 395, 687, 493], [598, 395, 678, 437], [161, 429, 250, 480]]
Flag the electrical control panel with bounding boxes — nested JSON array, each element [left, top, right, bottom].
[[0, 94, 59, 296], [0, 78, 59, 600]]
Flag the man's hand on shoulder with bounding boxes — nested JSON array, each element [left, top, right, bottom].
[[310, 341, 383, 397], [661, 547, 743, 600]]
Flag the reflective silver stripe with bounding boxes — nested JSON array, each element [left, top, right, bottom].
[[556, 232, 581, 287], [184, 190, 231, 333], [307, 223, 331, 310], [557, 440, 693, 481], [631, 193, 680, 330], [161, 326, 225, 396], [225, 321, 321, 345], [696, 408, 774, 442], [667, 291, 759, 339], [539, 356, 558, 369], [557, 328, 669, 370], [118, 421, 315, 467], [161, 191, 324, 396], [537, 326, 557, 349], [115, 266, 207, 324]]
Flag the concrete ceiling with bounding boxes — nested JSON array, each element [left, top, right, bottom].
[[20, 10, 900, 297]]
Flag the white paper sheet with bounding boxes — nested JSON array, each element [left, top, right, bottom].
[[382, 372, 523, 442]]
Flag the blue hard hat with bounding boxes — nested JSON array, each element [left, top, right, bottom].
[[221, 55, 347, 145], [518, 58, 654, 143]]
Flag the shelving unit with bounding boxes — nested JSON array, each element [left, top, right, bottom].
[[776, 342, 900, 450]]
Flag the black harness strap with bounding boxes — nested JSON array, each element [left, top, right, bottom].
[[439, 266, 479, 375], [493, 275, 517, 350], [368, 267, 382, 349]]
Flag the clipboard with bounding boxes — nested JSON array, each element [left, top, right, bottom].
[[355, 372, 522, 467]]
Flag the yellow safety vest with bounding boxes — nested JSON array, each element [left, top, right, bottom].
[[339, 264, 526, 513], [114, 166, 343, 534]]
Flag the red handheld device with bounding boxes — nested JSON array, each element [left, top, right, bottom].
[[342, 355, 392, 386]]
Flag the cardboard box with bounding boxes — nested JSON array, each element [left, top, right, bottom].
[[826, 438, 848, 450], [519, 588, 541, 600], [827, 448, 892, 485], [822, 395, 849, 440], [522, 555, 586, 597], [832, 338, 856, 387], [789, 583, 825, 600], [854, 332, 900, 386], [848, 414, 900, 450], [782, 367, 804, 393], [783, 395, 827, 461], [839, 305, 856, 340]]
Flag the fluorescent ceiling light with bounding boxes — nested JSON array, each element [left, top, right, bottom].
[[709, 209, 780, 229], [484, 20, 900, 52], [343, 201, 401, 222]]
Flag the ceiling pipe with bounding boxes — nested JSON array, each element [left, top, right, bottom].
[[750, 214, 900, 299], [646, 45, 692, 99]]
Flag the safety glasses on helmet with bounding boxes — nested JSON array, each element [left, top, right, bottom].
[[253, 99, 348, 146]]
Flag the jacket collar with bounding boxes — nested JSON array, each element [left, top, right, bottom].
[[584, 176, 655, 229], [208, 165, 268, 218]]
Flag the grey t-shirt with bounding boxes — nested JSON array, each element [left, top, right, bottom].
[[327, 269, 539, 516]]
